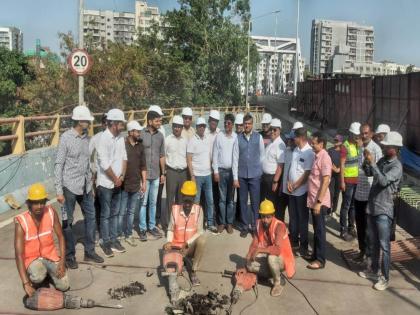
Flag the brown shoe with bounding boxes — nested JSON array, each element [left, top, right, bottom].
[[270, 283, 284, 297], [217, 225, 225, 234], [226, 224, 234, 234]]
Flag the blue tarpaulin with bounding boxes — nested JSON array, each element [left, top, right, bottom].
[[401, 147, 420, 174]]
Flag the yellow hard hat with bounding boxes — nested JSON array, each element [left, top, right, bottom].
[[27, 183, 48, 201], [259, 199, 275, 215], [180, 181, 197, 196]]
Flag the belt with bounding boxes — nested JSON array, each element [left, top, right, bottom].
[[218, 167, 232, 171], [167, 166, 187, 173]]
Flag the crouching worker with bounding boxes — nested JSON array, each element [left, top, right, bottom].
[[244, 199, 295, 297], [163, 181, 206, 303], [15, 183, 69, 297]]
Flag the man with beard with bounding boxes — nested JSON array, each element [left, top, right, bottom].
[[244, 200, 295, 297]]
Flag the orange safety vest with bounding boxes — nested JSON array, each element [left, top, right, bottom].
[[256, 218, 296, 279], [171, 204, 202, 248], [15, 206, 60, 269]]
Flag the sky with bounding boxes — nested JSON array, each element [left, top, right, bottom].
[[1, 0, 419, 66]]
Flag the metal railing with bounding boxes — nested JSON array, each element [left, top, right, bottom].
[[0, 105, 264, 155]]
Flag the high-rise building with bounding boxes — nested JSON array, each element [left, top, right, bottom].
[[0, 27, 23, 52], [135, 1, 161, 32], [310, 19, 374, 75], [241, 36, 304, 95]]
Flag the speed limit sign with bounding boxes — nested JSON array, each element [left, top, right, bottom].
[[67, 49, 93, 75]]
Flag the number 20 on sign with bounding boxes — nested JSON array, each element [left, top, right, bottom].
[[67, 49, 93, 76]]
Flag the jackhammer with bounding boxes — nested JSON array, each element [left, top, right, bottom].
[[162, 250, 185, 305], [223, 268, 257, 304], [24, 287, 123, 311]]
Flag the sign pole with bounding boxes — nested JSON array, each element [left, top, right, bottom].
[[78, 0, 85, 106]]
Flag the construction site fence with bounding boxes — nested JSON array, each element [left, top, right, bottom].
[[0, 105, 264, 157], [293, 72, 420, 154]]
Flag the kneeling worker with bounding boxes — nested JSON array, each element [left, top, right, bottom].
[[245, 200, 295, 296], [163, 181, 206, 302], [15, 183, 69, 297]]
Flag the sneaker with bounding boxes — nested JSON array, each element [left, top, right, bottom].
[[124, 235, 137, 247], [226, 224, 234, 234], [217, 225, 225, 234], [374, 276, 389, 291], [208, 225, 218, 234], [341, 232, 353, 242], [100, 242, 114, 258], [110, 240, 126, 253], [353, 252, 366, 263], [65, 257, 78, 269], [84, 251, 104, 263], [358, 270, 379, 281], [240, 230, 248, 238], [139, 230, 147, 242], [149, 227, 163, 238]]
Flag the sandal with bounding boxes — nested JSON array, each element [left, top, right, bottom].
[[307, 260, 325, 270]]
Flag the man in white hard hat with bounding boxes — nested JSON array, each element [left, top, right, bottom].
[[55, 105, 104, 269], [373, 124, 390, 145], [339, 122, 361, 241], [187, 117, 218, 233], [235, 113, 244, 134], [260, 113, 272, 147], [148, 105, 166, 137], [118, 120, 147, 247], [181, 107, 195, 140], [96, 108, 128, 257], [164, 115, 189, 231], [292, 121, 304, 130], [359, 131, 403, 291]]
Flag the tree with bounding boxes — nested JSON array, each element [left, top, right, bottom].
[[406, 64, 415, 74]]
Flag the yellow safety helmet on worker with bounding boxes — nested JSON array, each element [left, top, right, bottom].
[[259, 199, 275, 215], [27, 183, 48, 201], [180, 181, 197, 196]]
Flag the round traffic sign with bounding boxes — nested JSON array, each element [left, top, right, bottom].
[[67, 49, 93, 76]]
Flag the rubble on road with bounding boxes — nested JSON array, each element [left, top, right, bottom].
[[108, 281, 147, 300], [166, 291, 230, 315]]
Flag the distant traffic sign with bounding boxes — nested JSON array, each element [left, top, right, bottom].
[[67, 49, 93, 76]]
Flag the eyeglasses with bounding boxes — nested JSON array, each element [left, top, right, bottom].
[[269, 128, 279, 132]]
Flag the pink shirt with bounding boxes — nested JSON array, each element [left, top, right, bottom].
[[307, 149, 332, 209]]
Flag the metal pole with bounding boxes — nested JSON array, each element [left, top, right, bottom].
[[79, 0, 85, 106], [294, 0, 300, 96], [245, 20, 251, 110]]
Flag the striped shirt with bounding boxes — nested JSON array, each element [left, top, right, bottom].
[[355, 140, 383, 201], [54, 128, 92, 196]]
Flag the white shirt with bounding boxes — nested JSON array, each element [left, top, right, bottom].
[[262, 136, 286, 174], [187, 134, 212, 176], [89, 130, 103, 174], [205, 127, 220, 157], [165, 134, 187, 170], [96, 128, 127, 189], [287, 142, 315, 196], [212, 131, 237, 173]]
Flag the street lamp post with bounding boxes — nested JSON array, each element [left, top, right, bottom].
[[245, 10, 281, 110], [293, 0, 300, 96]]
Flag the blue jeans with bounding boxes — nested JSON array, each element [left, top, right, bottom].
[[139, 178, 159, 231], [62, 187, 96, 258], [218, 168, 234, 225], [238, 177, 261, 231], [195, 175, 214, 227], [119, 191, 140, 237], [311, 206, 327, 265], [288, 193, 309, 250], [369, 214, 392, 281], [339, 183, 356, 233], [97, 186, 122, 244]]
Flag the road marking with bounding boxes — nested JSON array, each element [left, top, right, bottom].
[[0, 198, 57, 229]]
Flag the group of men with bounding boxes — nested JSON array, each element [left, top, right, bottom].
[[14, 103, 403, 303]]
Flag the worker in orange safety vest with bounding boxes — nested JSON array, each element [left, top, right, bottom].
[[14, 183, 69, 297], [245, 199, 295, 297], [163, 180, 206, 295]]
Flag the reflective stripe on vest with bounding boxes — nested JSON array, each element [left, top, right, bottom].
[[343, 140, 359, 178], [16, 206, 60, 269], [256, 218, 296, 278], [171, 204, 201, 247]]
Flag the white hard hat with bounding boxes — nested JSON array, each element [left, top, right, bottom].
[[172, 115, 183, 125], [148, 105, 163, 116], [196, 117, 206, 126], [261, 113, 272, 124], [270, 118, 282, 128], [72, 105, 94, 121], [349, 122, 361, 135], [381, 131, 403, 147], [209, 110, 220, 121], [182, 107, 193, 116], [106, 108, 126, 122], [375, 124, 391, 134], [235, 113, 244, 125], [292, 121, 303, 130], [127, 120, 143, 131]]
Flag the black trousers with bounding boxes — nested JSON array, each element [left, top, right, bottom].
[[354, 199, 368, 253], [164, 168, 188, 229]]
